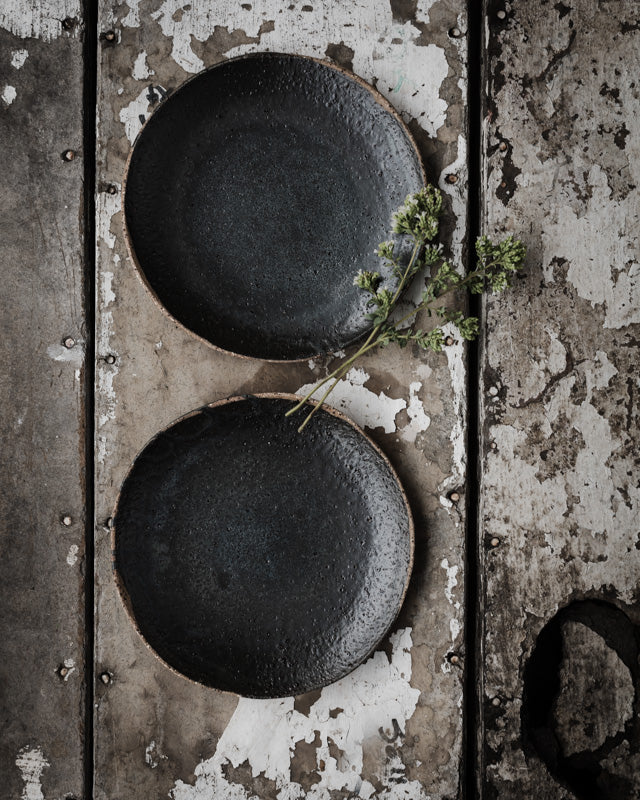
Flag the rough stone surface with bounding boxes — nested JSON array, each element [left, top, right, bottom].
[[0, 5, 86, 799], [481, 1, 640, 797], [94, 1, 469, 798]]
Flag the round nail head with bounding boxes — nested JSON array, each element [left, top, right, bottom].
[[449, 26, 462, 38], [446, 173, 458, 185], [445, 335, 454, 346], [497, 9, 506, 19], [58, 665, 69, 678], [449, 491, 460, 503], [63, 336, 76, 349], [449, 654, 460, 665], [100, 671, 111, 685], [490, 537, 500, 547], [104, 354, 116, 364], [492, 696, 501, 706], [62, 17, 76, 30], [106, 184, 117, 195], [62, 515, 73, 527], [103, 30, 116, 41], [499, 141, 508, 152], [62, 150, 75, 162]]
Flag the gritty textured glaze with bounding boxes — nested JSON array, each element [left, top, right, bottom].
[[123, 53, 423, 360], [114, 396, 412, 697]]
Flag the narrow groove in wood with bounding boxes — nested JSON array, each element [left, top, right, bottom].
[[463, 0, 484, 796]]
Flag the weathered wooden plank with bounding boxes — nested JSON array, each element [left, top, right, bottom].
[[94, 2, 470, 797], [481, 1, 640, 797], [0, 4, 87, 799]]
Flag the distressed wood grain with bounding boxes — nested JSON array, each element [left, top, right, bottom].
[[480, 1, 640, 797], [94, 1, 470, 797], [0, 4, 86, 799]]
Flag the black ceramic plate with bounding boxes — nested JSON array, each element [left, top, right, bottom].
[[123, 53, 424, 361], [113, 395, 413, 698]]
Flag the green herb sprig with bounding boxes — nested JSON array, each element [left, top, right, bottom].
[[286, 184, 526, 432]]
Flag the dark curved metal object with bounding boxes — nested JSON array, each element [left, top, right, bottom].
[[113, 395, 414, 698], [123, 53, 424, 361]]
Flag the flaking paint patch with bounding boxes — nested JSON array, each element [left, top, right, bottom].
[[132, 51, 152, 80], [171, 629, 422, 800], [2, 85, 17, 105], [97, 191, 121, 250], [66, 544, 78, 566], [149, 0, 448, 136], [10, 49, 28, 69], [47, 342, 84, 365], [119, 85, 167, 144], [542, 165, 640, 329], [296, 368, 405, 433], [399, 382, 430, 442], [0, 1, 81, 41], [121, 0, 141, 28], [16, 746, 49, 800], [442, 323, 466, 482]]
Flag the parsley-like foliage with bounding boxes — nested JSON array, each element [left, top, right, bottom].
[[287, 184, 526, 431]]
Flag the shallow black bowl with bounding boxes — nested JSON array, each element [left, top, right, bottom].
[[123, 53, 424, 361], [113, 395, 414, 698]]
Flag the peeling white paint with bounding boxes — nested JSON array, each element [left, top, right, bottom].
[[66, 544, 78, 566], [11, 49, 28, 69], [2, 85, 16, 105], [172, 629, 422, 800], [442, 323, 466, 482], [16, 746, 49, 800], [132, 50, 152, 80], [61, 657, 76, 681], [47, 342, 84, 364], [441, 558, 460, 609], [145, 740, 166, 769], [121, 0, 141, 28], [0, 2, 81, 41], [542, 164, 640, 329], [97, 190, 121, 249], [399, 381, 430, 443], [119, 85, 154, 144], [150, 0, 448, 136], [296, 368, 405, 433]]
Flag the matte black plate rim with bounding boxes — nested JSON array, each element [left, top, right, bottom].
[[121, 52, 427, 364], [111, 393, 415, 696]]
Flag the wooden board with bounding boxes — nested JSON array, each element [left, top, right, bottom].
[[94, 1, 470, 797], [0, 4, 87, 799], [480, 1, 640, 797]]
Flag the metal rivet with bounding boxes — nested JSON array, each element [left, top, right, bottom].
[[446, 173, 458, 185], [496, 9, 506, 19], [498, 141, 508, 152], [63, 336, 76, 349], [62, 17, 76, 31], [58, 665, 69, 678], [448, 26, 462, 38], [492, 696, 501, 706], [449, 491, 460, 503], [490, 537, 500, 547], [445, 335, 455, 346], [99, 671, 112, 685], [447, 653, 460, 665], [62, 150, 76, 162], [490, 441, 497, 449], [488, 385, 499, 396], [102, 29, 116, 42], [61, 515, 73, 527], [104, 354, 116, 364], [500, 181, 507, 188], [106, 184, 118, 195]]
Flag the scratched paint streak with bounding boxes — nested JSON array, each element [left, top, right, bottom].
[[171, 629, 423, 800], [16, 746, 49, 800]]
